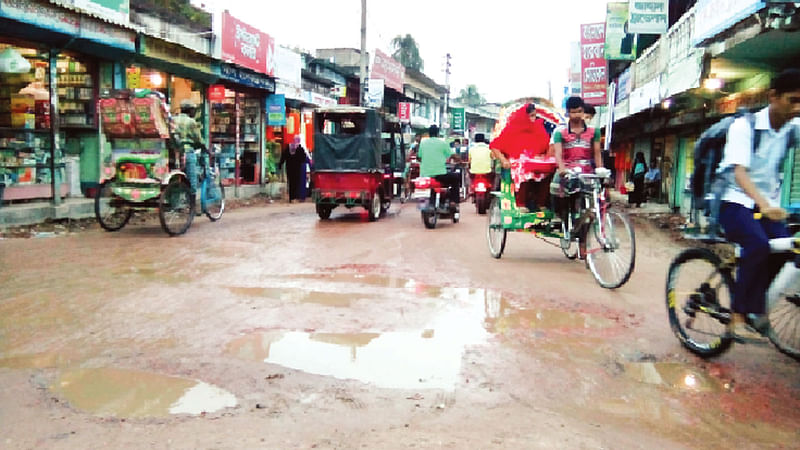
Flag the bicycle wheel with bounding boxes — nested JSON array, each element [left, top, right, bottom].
[[560, 210, 578, 260], [202, 173, 225, 221], [585, 211, 635, 288], [158, 178, 195, 236], [666, 248, 734, 358], [487, 197, 506, 258], [766, 264, 800, 361], [94, 179, 132, 232]]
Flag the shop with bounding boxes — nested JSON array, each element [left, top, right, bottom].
[[0, 0, 137, 205], [211, 63, 275, 190]]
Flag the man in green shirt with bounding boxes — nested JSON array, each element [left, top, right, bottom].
[[172, 100, 205, 196], [418, 124, 460, 206]]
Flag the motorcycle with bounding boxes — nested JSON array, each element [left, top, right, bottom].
[[412, 174, 459, 229], [471, 172, 493, 215]]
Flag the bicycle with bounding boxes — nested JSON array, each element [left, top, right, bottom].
[[196, 147, 225, 221], [665, 217, 800, 361], [487, 167, 636, 289]]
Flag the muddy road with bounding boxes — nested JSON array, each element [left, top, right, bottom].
[[1, 200, 798, 449]]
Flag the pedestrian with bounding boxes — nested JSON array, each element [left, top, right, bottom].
[[644, 159, 661, 201], [628, 152, 646, 207], [279, 135, 310, 203]]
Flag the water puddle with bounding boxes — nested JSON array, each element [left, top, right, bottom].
[[50, 368, 237, 418], [484, 296, 615, 334], [622, 362, 725, 392], [282, 273, 444, 297], [0, 351, 84, 369], [227, 287, 358, 307]]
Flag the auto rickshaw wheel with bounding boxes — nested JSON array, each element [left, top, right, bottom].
[[316, 203, 332, 220], [95, 179, 132, 232], [368, 194, 381, 222], [422, 211, 437, 229], [380, 189, 391, 216], [158, 177, 195, 236]]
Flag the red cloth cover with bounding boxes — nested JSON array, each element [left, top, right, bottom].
[[489, 104, 551, 159]]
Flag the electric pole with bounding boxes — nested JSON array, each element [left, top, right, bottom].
[[359, 0, 367, 106], [442, 52, 451, 128]]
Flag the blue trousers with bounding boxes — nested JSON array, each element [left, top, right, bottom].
[[719, 202, 790, 314], [184, 151, 198, 195]]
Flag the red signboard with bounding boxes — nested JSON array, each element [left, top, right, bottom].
[[371, 49, 405, 93], [208, 84, 226, 101], [220, 11, 274, 76], [398, 102, 411, 122], [580, 22, 607, 106]]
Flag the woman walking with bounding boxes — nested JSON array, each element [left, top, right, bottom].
[[628, 152, 646, 207]]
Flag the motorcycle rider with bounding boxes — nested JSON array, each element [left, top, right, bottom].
[[469, 132, 494, 184], [418, 124, 460, 214]]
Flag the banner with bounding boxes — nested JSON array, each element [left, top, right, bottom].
[[220, 11, 274, 75], [208, 85, 226, 102], [266, 94, 286, 126], [367, 78, 384, 108], [371, 49, 405, 92], [693, 0, 764, 45], [273, 46, 302, 88], [398, 102, 411, 122], [628, 0, 668, 34], [580, 23, 608, 106], [450, 107, 465, 133], [605, 2, 637, 60]]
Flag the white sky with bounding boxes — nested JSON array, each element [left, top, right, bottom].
[[192, 0, 608, 105]]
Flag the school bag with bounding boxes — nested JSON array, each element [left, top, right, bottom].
[[691, 109, 796, 235]]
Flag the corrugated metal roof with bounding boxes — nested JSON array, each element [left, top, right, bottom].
[[48, 0, 141, 31]]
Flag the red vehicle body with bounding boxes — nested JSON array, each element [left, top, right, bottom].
[[311, 106, 395, 221], [471, 172, 493, 214]]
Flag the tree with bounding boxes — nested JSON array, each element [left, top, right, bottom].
[[391, 34, 424, 71], [457, 85, 486, 107]]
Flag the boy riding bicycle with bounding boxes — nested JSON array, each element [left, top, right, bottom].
[[717, 68, 800, 342]]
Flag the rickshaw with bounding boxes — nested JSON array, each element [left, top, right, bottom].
[[94, 89, 224, 236], [486, 161, 636, 289], [311, 106, 393, 221]]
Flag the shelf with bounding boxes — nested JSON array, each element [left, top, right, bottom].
[[0, 127, 52, 134]]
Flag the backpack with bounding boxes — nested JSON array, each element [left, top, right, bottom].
[[691, 109, 797, 235]]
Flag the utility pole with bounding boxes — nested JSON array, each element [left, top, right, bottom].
[[359, 0, 367, 106], [442, 52, 451, 128]]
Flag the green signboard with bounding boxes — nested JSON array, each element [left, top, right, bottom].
[[74, 0, 130, 24], [451, 107, 465, 133], [605, 2, 637, 61]]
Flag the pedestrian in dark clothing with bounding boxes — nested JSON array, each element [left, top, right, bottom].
[[628, 152, 646, 207], [279, 135, 310, 202]]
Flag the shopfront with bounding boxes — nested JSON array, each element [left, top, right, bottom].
[[0, 0, 137, 205], [211, 63, 275, 191]]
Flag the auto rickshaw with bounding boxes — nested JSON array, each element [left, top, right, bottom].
[[311, 106, 393, 221]]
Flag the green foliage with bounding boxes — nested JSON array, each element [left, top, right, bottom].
[[457, 85, 486, 107], [130, 0, 212, 29], [391, 34, 424, 71]]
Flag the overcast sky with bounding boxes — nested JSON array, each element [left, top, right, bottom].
[[193, 0, 608, 104]]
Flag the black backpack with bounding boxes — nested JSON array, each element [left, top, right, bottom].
[[691, 110, 796, 235]]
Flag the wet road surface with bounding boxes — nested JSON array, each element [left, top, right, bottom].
[[1, 200, 799, 448]]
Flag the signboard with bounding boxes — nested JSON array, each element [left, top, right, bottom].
[[218, 63, 276, 91], [208, 84, 226, 102], [616, 66, 633, 102], [693, 0, 764, 45], [367, 78, 384, 108], [629, 77, 661, 115], [220, 11, 274, 75], [398, 102, 411, 122], [142, 36, 212, 74], [371, 49, 405, 93], [580, 23, 608, 106], [273, 46, 302, 88], [450, 107, 465, 133], [605, 2, 637, 60], [628, 0, 668, 34], [125, 66, 140, 88], [266, 94, 286, 126], [74, 0, 129, 24]]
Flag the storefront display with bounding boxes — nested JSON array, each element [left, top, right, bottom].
[[210, 88, 263, 185]]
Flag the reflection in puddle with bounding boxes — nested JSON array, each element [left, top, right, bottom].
[[282, 274, 443, 298], [484, 294, 614, 334], [51, 368, 237, 418], [623, 362, 724, 392], [227, 287, 357, 307]]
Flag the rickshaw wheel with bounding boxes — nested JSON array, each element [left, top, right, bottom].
[[486, 197, 506, 258], [586, 211, 636, 289], [158, 178, 195, 236], [422, 211, 437, 229], [316, 203, 332, 220], [95, 179, 132, 232], [368, 194, 381, 222], [560, 215, 578, 260]]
